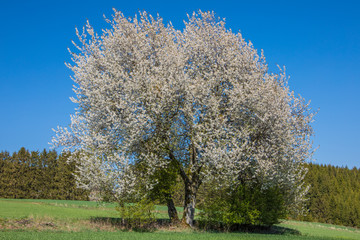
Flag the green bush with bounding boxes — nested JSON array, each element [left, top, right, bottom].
[[199, 183, 286, 230], [116, 199, 156, 229]]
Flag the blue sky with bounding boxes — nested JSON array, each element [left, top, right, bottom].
[[0, 0, 359, 168]]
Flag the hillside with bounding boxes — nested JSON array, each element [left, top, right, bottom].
[[1, 198, 360, 239]]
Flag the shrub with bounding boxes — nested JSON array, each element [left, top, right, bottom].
[[116, 199, 155, 229], [199, 183, 287, 230]]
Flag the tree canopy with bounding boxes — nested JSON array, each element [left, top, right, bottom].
[[53, 10, 315, 226]]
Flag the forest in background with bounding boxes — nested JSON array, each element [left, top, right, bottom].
[[0, 148, 359, 228], [0, 148, 88, 200], [297, 163, 360, 227]]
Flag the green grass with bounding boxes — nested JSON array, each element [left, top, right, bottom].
[[280, 220, 360, 240], [0, 231, 339, 240], [0, 198, 359, 240], [0, 198, 181, 220], [0, 198, 119, 220]]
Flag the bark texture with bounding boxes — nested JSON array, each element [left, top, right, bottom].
[[165, 193, 179, 223], [182, 183, 198, 227]]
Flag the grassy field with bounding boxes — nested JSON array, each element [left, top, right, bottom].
[[1, 198, 359, 240]]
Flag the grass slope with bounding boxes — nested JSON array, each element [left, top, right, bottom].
[[0, 198, 359, 240], [0, 198, 118, 220], [0, 231, 339, 240]]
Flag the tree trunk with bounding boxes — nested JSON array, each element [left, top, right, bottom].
[[182, 183, 198, 227], [165, 193, 179, 223], [168, 149, 201, 227]]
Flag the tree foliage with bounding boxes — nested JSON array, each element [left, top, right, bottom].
[[199, 182, 286, 229], [53, 10, 315, 226], [295, 163, 360, 228], [0, 148, 88, 200]]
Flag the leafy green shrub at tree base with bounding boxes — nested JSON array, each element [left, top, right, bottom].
[[199, 183, 287, 230], [116, 199, 156, 230]]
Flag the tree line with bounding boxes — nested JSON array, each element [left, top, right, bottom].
[[1, 147, 360, 228], [295, 163, 360, 228], [0, 147, 88, 200]]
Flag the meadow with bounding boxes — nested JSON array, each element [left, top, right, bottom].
[[1, 198, 360, 240]]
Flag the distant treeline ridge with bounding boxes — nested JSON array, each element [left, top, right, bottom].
[[296, 162, 360, 227], [0, 147, 88, 200]]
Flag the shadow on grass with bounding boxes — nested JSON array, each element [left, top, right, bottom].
[[196, 220, 301, 235], [90, 217, 301, 235]]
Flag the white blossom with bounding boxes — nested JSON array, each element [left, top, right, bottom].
[[53, 9, 315, 225]]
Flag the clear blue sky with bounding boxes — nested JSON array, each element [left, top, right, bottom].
[[1, 0, 359, 168]]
